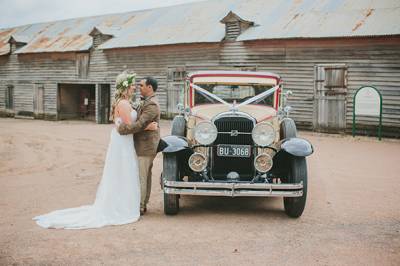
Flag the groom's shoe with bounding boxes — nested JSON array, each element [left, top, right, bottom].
[[140, 206, 147, 215]]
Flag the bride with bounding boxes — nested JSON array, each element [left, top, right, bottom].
[[33, 71, 156, 229]]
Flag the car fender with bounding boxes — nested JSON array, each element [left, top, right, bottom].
[[158, 135, 190, 153], [280, 137, 314, 157]]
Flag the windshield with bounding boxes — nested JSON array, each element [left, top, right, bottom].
[[194, 84, 275, 106]]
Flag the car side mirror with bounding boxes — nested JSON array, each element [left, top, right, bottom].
[[177, 103, 184, 111], [282, 90, 293, 108], [176, 103, 184, 114], [284, 106, 292, 118], [284, 106, 292, 112]]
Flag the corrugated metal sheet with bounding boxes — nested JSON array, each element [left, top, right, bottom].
[[0, 28, 14, 55], [14, 14, 135, 54], [0, 0, 399, 54], [0, 22, 55, 55], [98, 1, 231, 49], [236, 0, 400, 41]]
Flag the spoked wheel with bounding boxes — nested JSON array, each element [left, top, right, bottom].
[[162, 153, 180, 215], [283, 156, 308, 218]]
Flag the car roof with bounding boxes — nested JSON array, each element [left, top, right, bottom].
[[187, 70, 281, 79]]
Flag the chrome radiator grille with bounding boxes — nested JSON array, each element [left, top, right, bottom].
[[212, 116, 255, 179], [214, 117, 254, 145]]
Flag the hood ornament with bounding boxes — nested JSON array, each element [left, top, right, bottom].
[[230, 100, 238, 112]]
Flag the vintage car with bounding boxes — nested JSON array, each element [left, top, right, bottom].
[[159, 71, 313, 218]]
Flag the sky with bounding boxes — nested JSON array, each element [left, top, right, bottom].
[[0, 0, 206, 29]]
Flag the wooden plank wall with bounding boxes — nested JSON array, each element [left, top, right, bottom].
[[0, 36, 399, 137], [220, 37, 400, 136], [102, 43, 221, 112]]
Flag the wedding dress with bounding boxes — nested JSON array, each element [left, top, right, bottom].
[[33, 110, 140, 229]]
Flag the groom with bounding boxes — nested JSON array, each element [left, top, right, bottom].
[[117, 77, 160, 215]]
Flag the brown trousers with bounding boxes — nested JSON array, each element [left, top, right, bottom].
[[138, 156, 155, 208]]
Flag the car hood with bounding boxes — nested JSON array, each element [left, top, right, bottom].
[[191, 104, 277, 122]]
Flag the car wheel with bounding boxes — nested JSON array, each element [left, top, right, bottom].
[[283, 156, 308, 218], [163, 153, 180, 215], [171, 115, 186, 136], [280, 118, 297, 139]]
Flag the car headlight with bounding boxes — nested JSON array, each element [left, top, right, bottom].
[[194, 121, 218, 145], [188, 153, 207, 172], [252, 122, 275, 147], [254, 153, 273, 173]]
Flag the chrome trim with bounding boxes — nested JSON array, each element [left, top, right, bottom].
[[188, 152, 207, 172], [194, 121, 218, 145], [251, 122, 276, 147], [164, 181, 303, 197], [254, 153, 273, 173], [218, 131, 252, 135], [212, 111, 256, 125]]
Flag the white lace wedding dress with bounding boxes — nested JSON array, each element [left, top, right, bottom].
[[33, 110, 140, 229]]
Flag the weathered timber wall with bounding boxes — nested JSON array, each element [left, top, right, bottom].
[[219, 37, 400, 136], [0, 37, 399, 137]]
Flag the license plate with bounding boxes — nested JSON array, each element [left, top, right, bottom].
[[217, 144, 251, 158]]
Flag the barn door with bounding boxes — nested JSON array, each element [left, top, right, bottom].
[[34, 84, 44, 118], [98, 84, 110, 124], [314, 64, 347, 133], [5, 85, 14, 111], [166, 67, 186, 118]]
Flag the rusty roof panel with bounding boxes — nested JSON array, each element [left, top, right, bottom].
[[0, 0, 399, 55], [98, 1, 232, 50], [236, 0, 400, 41], [0, 28, 16, 55], [98, 0, 400, 50]]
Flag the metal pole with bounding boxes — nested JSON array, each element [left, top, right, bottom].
[[378, 97, 382, 141], [352, 93, 356, 137]]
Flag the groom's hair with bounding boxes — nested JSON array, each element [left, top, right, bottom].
[[145, 77, 158, 92]]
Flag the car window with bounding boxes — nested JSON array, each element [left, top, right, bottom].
[[194, 84, 274, 106]]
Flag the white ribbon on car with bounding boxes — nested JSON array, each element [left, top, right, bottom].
[[191, 84, 230, 107], [236, 84, 280, 108], [191, 83, 280, 109]]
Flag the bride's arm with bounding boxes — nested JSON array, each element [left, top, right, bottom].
[[115, 100, 133, 125]]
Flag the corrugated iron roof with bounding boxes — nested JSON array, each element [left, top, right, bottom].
[[235, 0, 400, 41], [0, 0, 399, 55]]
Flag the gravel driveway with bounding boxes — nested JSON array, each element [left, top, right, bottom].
[[0, 118, 399, 265]]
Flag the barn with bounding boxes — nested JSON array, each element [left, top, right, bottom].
[[0, 0, 399, 137]]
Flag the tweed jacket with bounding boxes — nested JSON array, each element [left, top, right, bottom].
[[118, 94, 160, 156]]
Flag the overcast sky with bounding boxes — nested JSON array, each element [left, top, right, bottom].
[[0, 0, 205, 29]]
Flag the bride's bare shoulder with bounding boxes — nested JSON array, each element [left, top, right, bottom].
[[117, 99, 130, 107], [115, 100, 133, 125], [116, 99, 132, 112]]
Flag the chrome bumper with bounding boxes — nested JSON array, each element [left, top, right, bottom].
[[164, 180, 303, 197]]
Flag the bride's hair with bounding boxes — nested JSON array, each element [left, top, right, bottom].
[[110, 71, 136, 121]]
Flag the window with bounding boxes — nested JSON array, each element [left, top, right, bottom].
[[315, 64, 347, 96], [325, 67, 346, 88], [194, 83, 274, 106], [173, 70, 186, 82], [5, 85, 14, 110]]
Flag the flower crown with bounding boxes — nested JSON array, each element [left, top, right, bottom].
[[116, 71, 136, 91]]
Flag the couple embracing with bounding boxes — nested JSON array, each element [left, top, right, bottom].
[[34, 72, 160, 229]]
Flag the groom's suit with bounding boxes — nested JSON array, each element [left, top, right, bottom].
[[118, 94, 160, 209]]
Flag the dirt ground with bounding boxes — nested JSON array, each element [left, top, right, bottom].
[[0, 118, 399, 266]]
